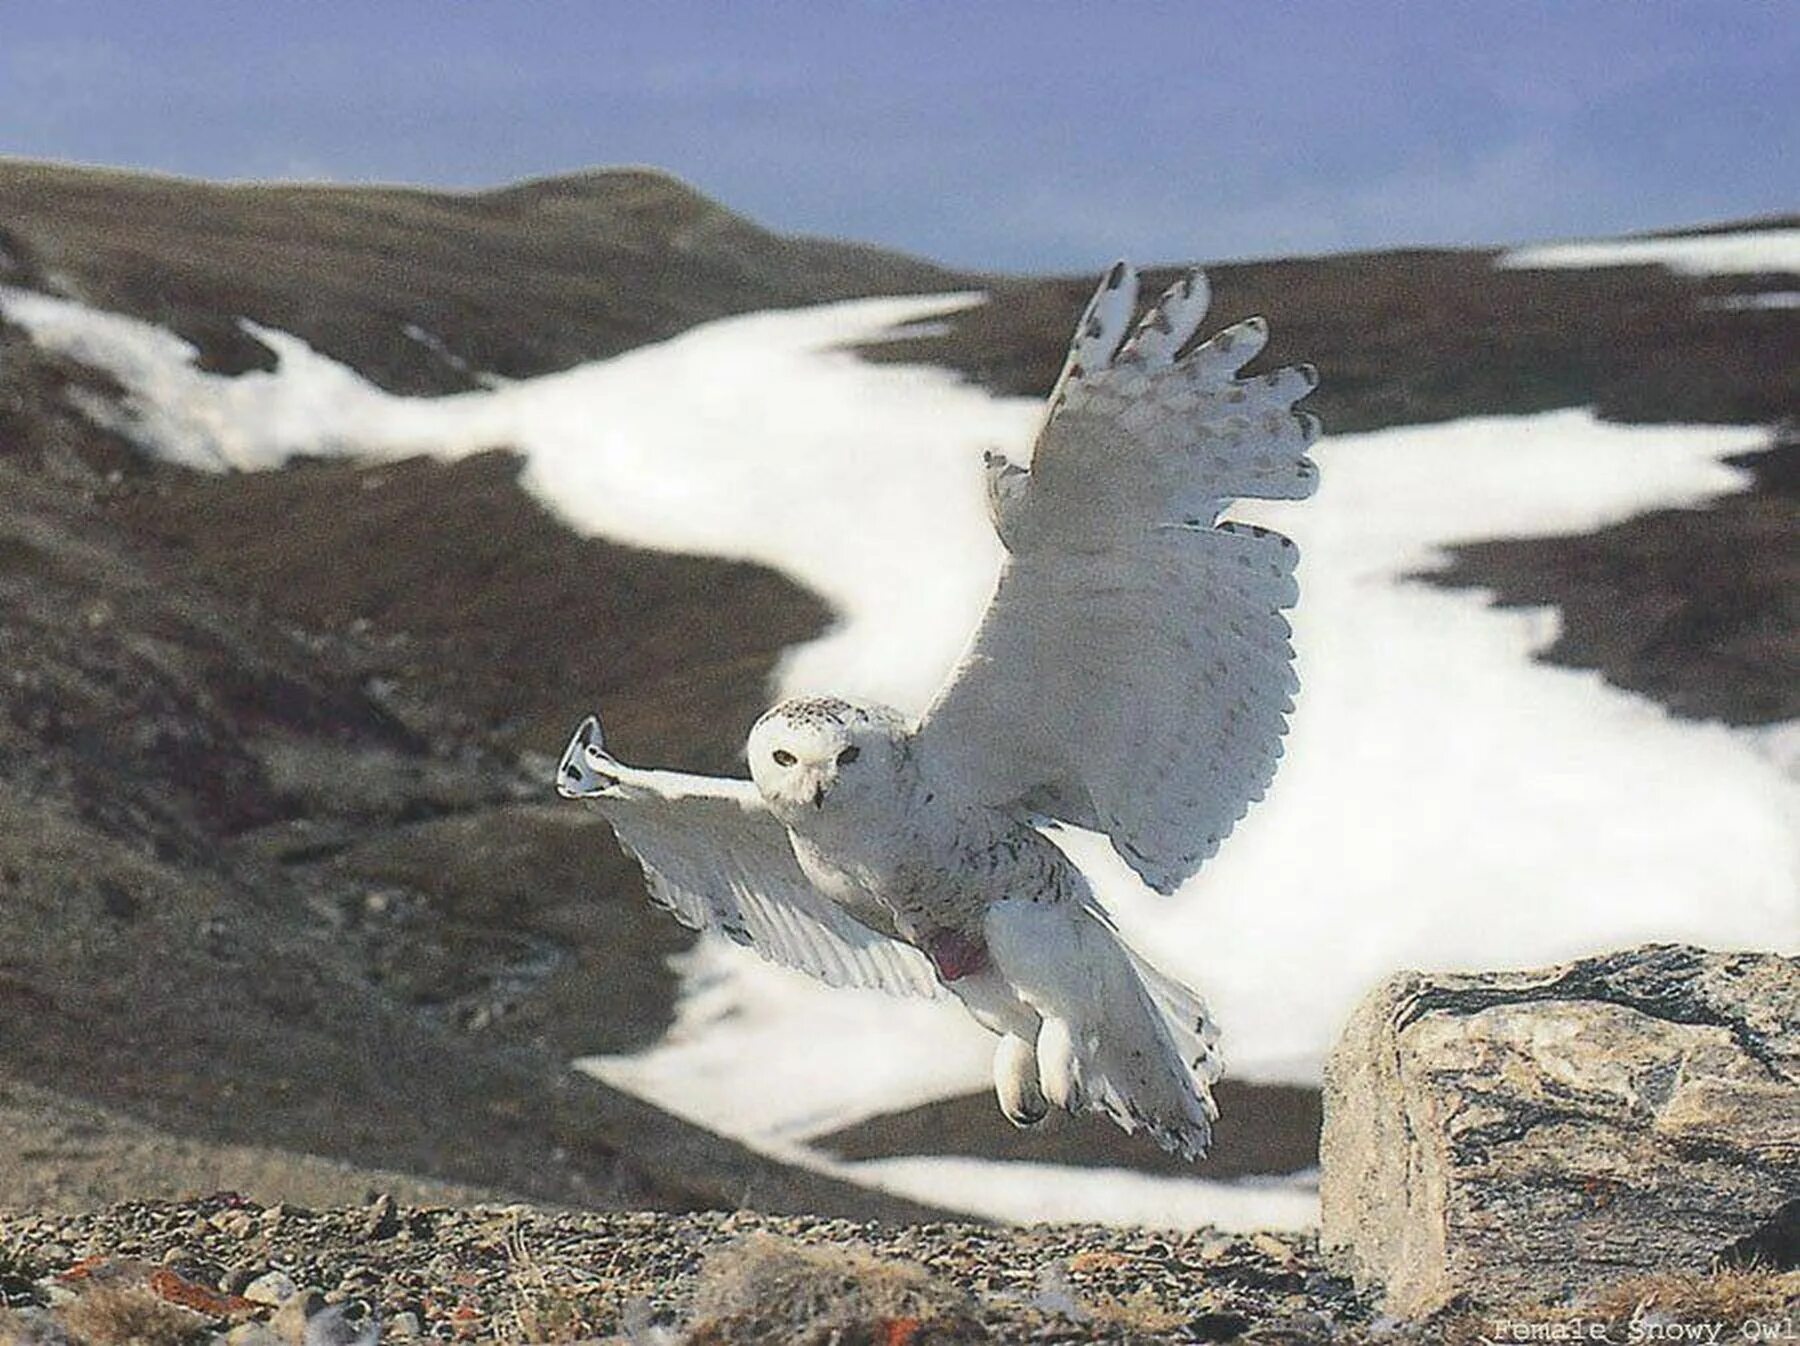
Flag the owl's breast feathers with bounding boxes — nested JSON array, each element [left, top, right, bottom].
[[789, 784, 1078, 985]]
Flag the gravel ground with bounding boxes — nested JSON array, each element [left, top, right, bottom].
[[0, 1195, 1371, 1344]]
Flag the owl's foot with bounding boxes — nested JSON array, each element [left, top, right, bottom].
[[922, 928, 989, 982]]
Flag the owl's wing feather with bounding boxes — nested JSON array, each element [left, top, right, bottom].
[[558, 718, 941, 997], [915, 265, 1319, 893]]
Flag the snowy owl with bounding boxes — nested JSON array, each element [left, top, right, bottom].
[[557, 263, 1319, 1159]]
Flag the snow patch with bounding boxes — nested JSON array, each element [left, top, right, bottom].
[[846, 1158, 1320, 1231], [578, 940, 991, 1144], [1703, 291, 1800, 311], [0, 285, 1035, 709], [1498, 228, 1800, 277]]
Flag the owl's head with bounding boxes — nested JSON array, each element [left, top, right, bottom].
[[747, 696, 910, 826]]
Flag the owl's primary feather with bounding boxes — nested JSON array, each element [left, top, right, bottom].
[[556, 263, 1319, 1162]]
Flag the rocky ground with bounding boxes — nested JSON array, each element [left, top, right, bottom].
[[2, 1196, 1794, 1344], [0, 1194, 1374, 1344]]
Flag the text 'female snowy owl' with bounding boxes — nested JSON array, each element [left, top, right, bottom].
[[557, 262, 1320, 1160]]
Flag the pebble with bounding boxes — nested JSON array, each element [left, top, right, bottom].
[[1250, 1232, 1296, 1261], [212, 1211, 258, 1240], [245, 1270, 300, 1306], [303, 1303, 381, 1346], [221, 1263, 262, 1295]]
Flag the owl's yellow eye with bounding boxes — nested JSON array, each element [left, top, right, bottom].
[[837, 746, 861, 766], [772, 749, 798, 767]]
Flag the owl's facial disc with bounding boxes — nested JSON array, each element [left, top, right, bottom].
[[753, 726, 852, 810], [746, 699, 896, 822]]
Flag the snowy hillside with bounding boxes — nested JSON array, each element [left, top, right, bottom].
[[5, 236, 1795, 1226], [0, 165, 1792, 1225]]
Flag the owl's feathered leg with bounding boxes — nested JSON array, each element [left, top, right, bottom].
[[1035, 1015, 1082, 1112], [993, 1032, 1049, 1127], [942, 965, 1047, 1127]]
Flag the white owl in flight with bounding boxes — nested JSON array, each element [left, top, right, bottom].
[[557, 263, 1319, 1159]]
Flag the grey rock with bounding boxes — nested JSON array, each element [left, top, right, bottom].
[[1321, 943, 1798, 1315]]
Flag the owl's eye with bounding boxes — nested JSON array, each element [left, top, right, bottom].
[[837, 745, 861, 766], [771, 749, 798, 767]]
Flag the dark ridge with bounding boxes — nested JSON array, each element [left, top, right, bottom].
[[865, 250, 1799, 432], [0, 158, 967, 396], [1421, 437, 1799, 726], [1639, 213, 1800, 240]]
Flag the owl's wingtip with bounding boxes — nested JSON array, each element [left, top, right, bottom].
[[556, 713, 617, 799]]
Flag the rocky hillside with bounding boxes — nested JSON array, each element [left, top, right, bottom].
[[0, 160, 965, 395], [0, 159, 1794, 1213], [0, 162, 965, 1218]]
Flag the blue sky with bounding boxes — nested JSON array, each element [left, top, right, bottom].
[[2, 1, 1794, 272]]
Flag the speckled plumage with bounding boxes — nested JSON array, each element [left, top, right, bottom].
[[558, 263, 1319, 1160]]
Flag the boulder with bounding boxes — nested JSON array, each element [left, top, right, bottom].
[[1320, 944, 1798, 1315]]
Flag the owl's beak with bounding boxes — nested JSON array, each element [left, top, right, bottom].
[[811, 782, 827, 809]]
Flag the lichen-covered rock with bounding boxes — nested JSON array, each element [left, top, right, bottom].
[[1320, 944, 1798, 1316]]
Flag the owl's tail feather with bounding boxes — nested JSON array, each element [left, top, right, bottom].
[[1075, 919, 1222, 1162], [1122, 934, 1226, 1091], [988, 900, 1222, 1162]]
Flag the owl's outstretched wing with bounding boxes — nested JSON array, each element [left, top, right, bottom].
[[915, 264, 1320, 894], [557, 716, 941, 997]]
